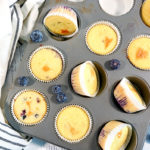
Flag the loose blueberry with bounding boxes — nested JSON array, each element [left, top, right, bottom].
[[18, 76, 30, 86], [30, 30, 43, 42], [109, 59, 120, 70], [56, 92, 67, 103], [52, 85, 62, 94]]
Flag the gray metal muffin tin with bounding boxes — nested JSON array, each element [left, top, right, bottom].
[[4, 0, 150, 150]]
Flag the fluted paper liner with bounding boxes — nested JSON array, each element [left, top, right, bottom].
[[43, 5, 78, 38], [71, 61, 100, 97], [85, 21, 121, 56], [28, 45, 65, 83], [127, 35, 150, 70], [114, 78, 146, 113], [54, 105, 92, 143], [11, 89, 49, 126]]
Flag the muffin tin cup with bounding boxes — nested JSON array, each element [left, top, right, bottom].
[[11, 89, 49, 126], [127, 34, 150, 70], [98, 120, 132, 150], [98, 120, 137, 150], [98, 0, 135, 16], [54, 104, 93, 143], [112, 76, 150, 114], [85, 21, 121, 56], [71, 61, 100, 97], [28, 45, 65, 83], [43, 6, 79, 39]]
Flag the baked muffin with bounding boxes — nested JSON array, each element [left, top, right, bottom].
[[86, 22, 120, 55], [12, 90, 48, 125], [114, 78, 146, 113], [98, 120, 132, 150], [43, 6, 78, 37], [71, 61, 100, 97], [29, 46, 64, 82], [127, 36, 150, 70], [141, 0, 150, 27], [55, 105, 92, 143]]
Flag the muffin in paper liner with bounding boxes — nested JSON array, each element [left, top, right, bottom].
[[114, 78, 146, 113], [28, 45, 65, 83], [11, 89, 49, 126], [127, 35, 150, 70], [85, 21, 121, 56], [98, 120, 132, 150], [141, 0, 150, 27], [71, 61, 100, 97], [43, 5, 78, 38], [99, 0, 134, 16], [54, 105, 92, 143]]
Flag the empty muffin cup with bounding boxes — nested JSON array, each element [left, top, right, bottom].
[[99, 0, 134, 16]]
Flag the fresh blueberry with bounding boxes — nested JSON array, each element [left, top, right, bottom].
[[30, 30, 43, 42], [17, 76, 30, 86], [109, 59, 120, 70], [56, 92, 67, 103], [22, 115, 26, 120], [52, 85, 62, 94]]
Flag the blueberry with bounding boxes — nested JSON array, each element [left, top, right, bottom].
[[17, 76, 30, 86], [52, 85, 62, 94], [56, 92, 67, 103], [22, 115, 26, 120], [109, 59, 120, 70], [30, 30, 43, 42]]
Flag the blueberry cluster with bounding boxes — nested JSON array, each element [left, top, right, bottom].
[[52, 85, 67, 103]]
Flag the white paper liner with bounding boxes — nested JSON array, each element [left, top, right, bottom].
[[11, 89, 49, 126], [54, 104, 93, 143], [99, 0, 134, 16], [71, 61, 100, 97], [85, 21, 121, 56], [127, 34, 150, 70], [43, 6, 78, 38], [104, 122, 132, 150], [28, 45, 65, 83]]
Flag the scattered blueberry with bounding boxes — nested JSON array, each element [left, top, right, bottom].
[[30, 30, 43, 42], [109, 59, 120, 70], [52, 85, 62, 94], [18, 76, 30, 86], [56, 92, 67, 103]]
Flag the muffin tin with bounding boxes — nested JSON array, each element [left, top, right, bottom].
[[4, 0, 150, 150]]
